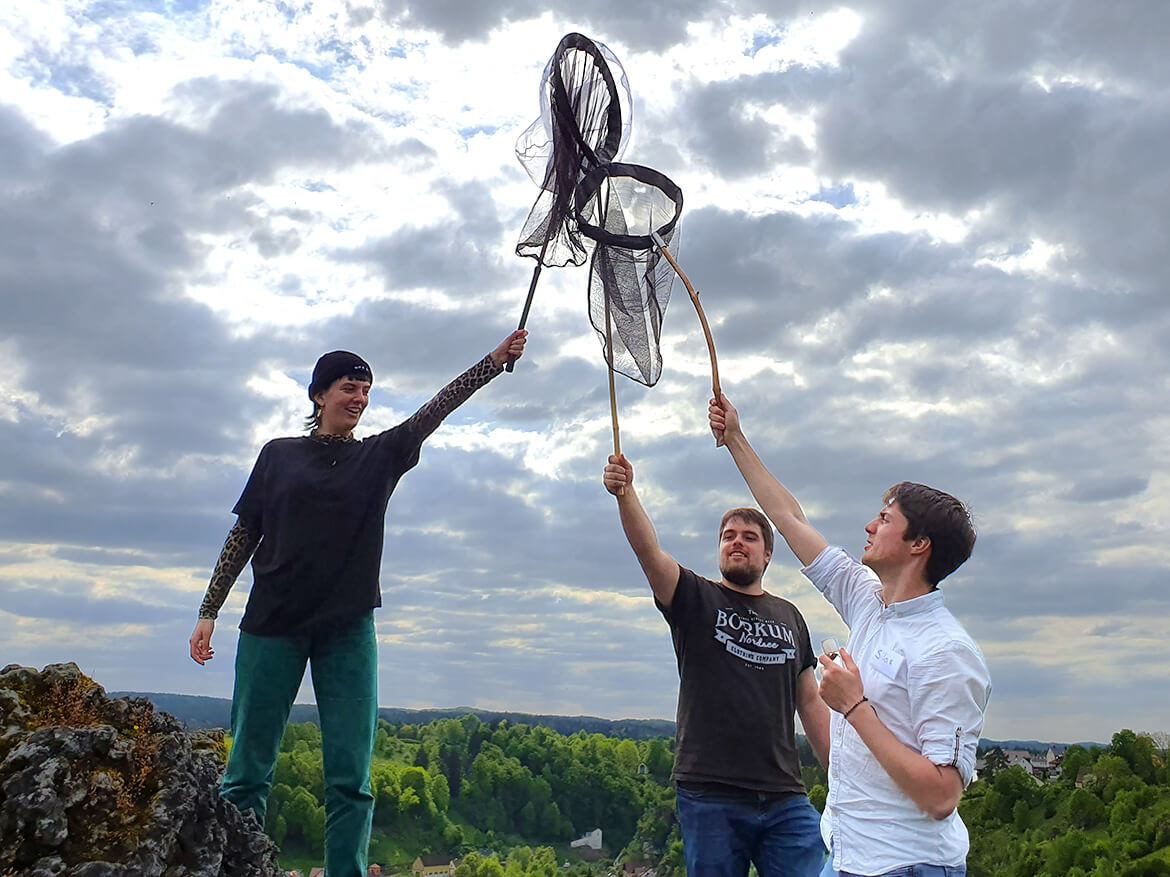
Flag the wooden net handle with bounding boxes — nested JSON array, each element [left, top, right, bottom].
[[604, 291, 625, 494], [652, 233, 720, 400]]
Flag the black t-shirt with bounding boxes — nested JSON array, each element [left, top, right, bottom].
[[233, 426, 422, 635], [657, 566, 816, 795]]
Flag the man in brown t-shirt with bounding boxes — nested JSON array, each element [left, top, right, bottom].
[[603, 454, 829, 877]]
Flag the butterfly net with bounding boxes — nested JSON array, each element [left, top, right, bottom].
[[515, 33, 633, 269], [574, 162, 684, 387]]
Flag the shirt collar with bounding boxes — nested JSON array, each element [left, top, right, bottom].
[[874, 588, 945, 618], [309, 432, 358, 445]]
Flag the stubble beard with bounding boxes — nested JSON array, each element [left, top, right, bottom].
[[720, 561, 763, 589]]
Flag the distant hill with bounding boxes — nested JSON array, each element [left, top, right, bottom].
[[980, 737, 1109, 753], [110, 694, 1110, 750], [110, 692, 677, 740]]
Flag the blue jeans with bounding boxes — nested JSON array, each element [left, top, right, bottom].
[[821, 859, 966, 877], [675, 787, 826, 877]]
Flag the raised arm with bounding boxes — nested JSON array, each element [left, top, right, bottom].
[[603, 455, 681, 607], [401, 329, 528, 442], [709, 394, 828, 567], [190, 518, 261, 665]]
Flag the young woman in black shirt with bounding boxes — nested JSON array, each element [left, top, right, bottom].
[[189, 329, 527, 876]]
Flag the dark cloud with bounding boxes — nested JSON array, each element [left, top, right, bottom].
[[376, 0, 732, 50], [0, 576, 186, 627], [800, 0, 1170, 304], [1064, 476, 1150, 504], [0, 105, 50, 178], [676, 76, 812, 176]]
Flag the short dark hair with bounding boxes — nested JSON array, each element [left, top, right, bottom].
[[883, 482, 975, 587], [303, 402, 322, 432], [718, 508, 775, 555]]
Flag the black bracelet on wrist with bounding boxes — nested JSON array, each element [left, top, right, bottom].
[[843, 696, 869, 719]]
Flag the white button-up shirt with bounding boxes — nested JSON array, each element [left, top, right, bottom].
[[803, 547, 991, 873]]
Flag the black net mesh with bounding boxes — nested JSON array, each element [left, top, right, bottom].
[[512, 32, 696, 391], [515, 33, 632, 269], [574, 163, 684, 386]]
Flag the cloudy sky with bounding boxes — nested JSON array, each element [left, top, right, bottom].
[[2, 0, 1167, 745]]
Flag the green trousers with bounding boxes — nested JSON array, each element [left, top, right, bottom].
[[221, 611, 378, 877]]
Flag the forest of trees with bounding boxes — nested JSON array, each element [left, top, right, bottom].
[[263, 714, 679, 872], [255, 716, 1170, 875], [258, 714, 824, 873], [962, 730, 1170, 876]]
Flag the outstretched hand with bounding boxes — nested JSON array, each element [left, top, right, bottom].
[[708, 393, 741, 447], [818, 647, 866, 715], [603, 454, 633, 497], [189, 618, 215, 665], [491, 329, 529, 368]]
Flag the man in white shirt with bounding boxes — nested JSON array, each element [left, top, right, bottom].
[[709, 395, 991, 877]]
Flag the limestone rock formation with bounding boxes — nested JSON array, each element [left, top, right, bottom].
[[0, 663, 281, 876]]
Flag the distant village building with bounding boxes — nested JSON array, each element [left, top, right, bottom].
[[571, 828, 603, 851], [976, 746, 1065, 784], [1000, 749, 1058, 781], [1003, 749, 1035, 773], [569, 827, 605, 862], [413, 855, 457, 877]]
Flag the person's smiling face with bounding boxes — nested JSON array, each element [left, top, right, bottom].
[[718, 516, 772, 589], [315, 376, 371, 435]]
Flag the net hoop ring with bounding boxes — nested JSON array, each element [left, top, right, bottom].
[[573, 162, 684, 250], [550, 33, 625, 167]]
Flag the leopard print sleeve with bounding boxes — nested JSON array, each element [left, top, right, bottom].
[[198, 518, 261, 620], [401, 354, 504, 443]]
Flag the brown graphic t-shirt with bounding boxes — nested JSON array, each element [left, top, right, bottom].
[[658, 566, 816, 795]]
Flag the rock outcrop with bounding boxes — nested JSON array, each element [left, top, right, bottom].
[[0, 663, 281, 876]]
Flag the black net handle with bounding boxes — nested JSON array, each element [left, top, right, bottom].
[[573, 162, 684, 249]]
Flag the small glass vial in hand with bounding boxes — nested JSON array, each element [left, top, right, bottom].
[[816, 636, 844, 681], [822, 637, 845, 667]]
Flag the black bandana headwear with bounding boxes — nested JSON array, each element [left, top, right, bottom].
[[308, 351, 372, 400]]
